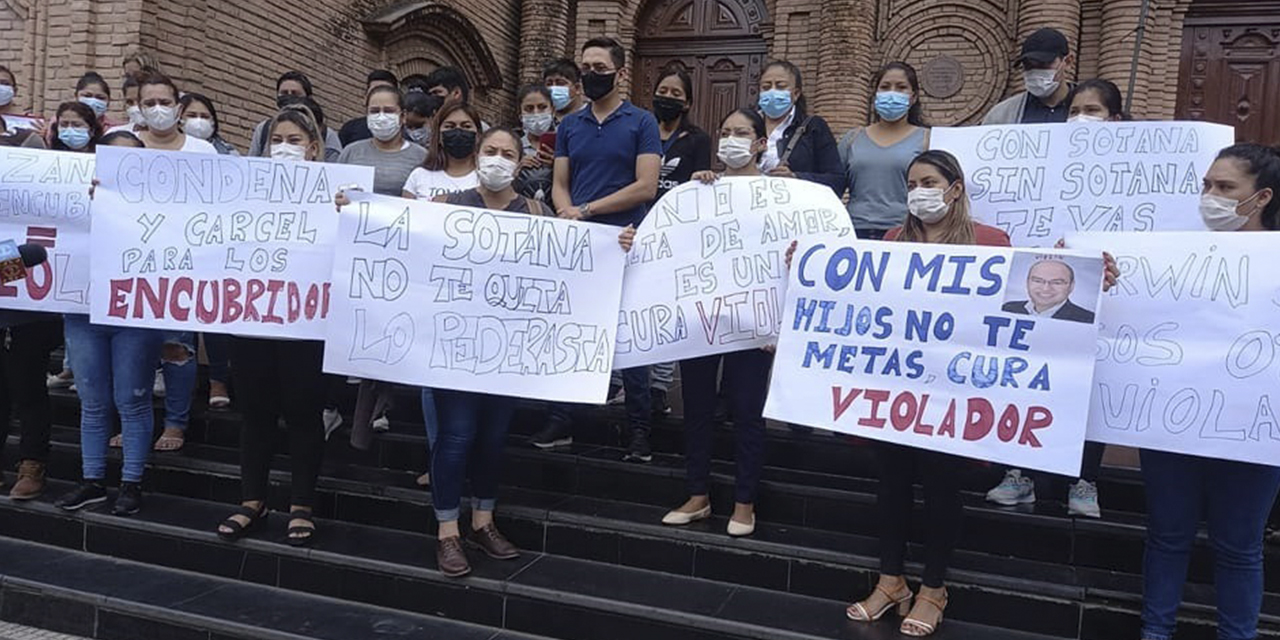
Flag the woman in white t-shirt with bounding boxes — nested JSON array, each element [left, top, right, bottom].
[[402, 100, 479, 200], [134, 73, 215, 154]]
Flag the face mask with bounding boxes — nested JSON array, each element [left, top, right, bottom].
[[79, 96, 108, 117], [1199, 192, 1261, 231], [549, 86, 572, 111], [441, 129, 477, 160], [652, 96, 685, 123], [405, 126, 430, 145], [0, 84, 13, 106], [1024, 68, 1060, 99], [271, 143, 308, 162], [183, 117, 214, 140], [522, 112, 554, 137], [477, 155, 517, 191], [58, 127, 92, 150], [143, 104, 179, 131], [276, 94, 302, 110], [367, 113, 401, 142], [758, 89, 793, 120], [581, 72, 616, 102], [874, 91, 911, 122], [717, 137, 756, 169], [126, 105, 145, 127], [907, 186, 953, 224], [1068, 114, 1106, 124]]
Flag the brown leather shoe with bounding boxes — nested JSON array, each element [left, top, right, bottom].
[[9, 460, 45, 501], [467, 523, 520, 560], [436, 536, 471, 577]]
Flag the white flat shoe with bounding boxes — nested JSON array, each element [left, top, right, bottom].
[[727, 515, 756, 537], [661, 505, 711, 525]]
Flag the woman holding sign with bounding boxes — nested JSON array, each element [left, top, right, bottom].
[[1137, 143, 1280, 640], [661, 108, 773, 538], [215, 105, 330, 547], [845, 150, 1010, 637]]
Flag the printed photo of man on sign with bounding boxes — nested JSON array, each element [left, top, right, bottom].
[[1001, 255, 1100, 324]]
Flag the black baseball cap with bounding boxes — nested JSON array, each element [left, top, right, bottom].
[[1020, 28, 1069, 66]]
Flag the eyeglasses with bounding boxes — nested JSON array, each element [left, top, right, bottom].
[[1029, 277, 1070, 288]]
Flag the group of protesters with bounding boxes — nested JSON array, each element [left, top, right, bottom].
[[0, 25, 1278, 640]]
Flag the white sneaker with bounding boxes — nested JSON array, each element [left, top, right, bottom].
[[986, 469, 1036, 506], [372, 414, 390, 432], [323, 409, 343, 440], [1068, 480, 1101, 518], [46, 373, 74, 389], [152, 369, 166, 397]]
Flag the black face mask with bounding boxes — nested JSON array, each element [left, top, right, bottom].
[[276, 94, 303, 110], [652, 96, 685, 123], [582, 71, 617, 101], [441, 129, 477, 160]]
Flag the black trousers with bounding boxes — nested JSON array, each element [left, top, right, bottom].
[[876, 442, 964, 588], [0, 320, 62, 465], [679, 349, 772, 504], [230, 337, 326, 507]]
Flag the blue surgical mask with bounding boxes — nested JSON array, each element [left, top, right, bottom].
[[758, 89, 793, 119], [79, 96, 108, 117], [874, 91, 911, 122], [549, 85, 571, 111], [58, 127, 91, 150], [0, 84, 14, 106]]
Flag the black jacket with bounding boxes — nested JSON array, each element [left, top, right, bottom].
[[656, 124, 712, 202], [1001, 299, 1096, 324], [774, 110, 846, 195]]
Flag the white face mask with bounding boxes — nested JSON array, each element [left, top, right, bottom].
[[183, 117, 214, 140], [477, 154, 517, 191], [1024, 68, 1061, 99], [271, 143, 308, 162], [126, 105, 145, 127], [143, 104, 179, 131], [1199, 192, 1261, 232], [367, 113, 401, 142], [1068, 114, 1106, 124], [907, 186, 953, 224], [522, 112, 554, 137], [717, 136, 756, 169]]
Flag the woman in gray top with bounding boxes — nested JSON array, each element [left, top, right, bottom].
[[839, 62, 930, 240]]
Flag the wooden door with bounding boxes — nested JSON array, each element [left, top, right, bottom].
[[1176, 2, 1280, 145], [635, 52, 763, 134]]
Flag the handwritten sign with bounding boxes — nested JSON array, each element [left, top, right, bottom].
[[323, 192, 626, 403], [88, 146, 373, 339], [614, 177, 854, 368], [763, 238, 1105, 476], [1069, 231, 1280, 466], [930, 122, 1234, 246], [0, 147, 94, 312], [1, 115, 43, 132]]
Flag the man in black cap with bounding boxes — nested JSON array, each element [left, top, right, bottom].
[[982, 27, 1076, 125]]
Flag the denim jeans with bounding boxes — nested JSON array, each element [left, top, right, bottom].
[[63, 314, 164, 483], [548, 366, 652, 434], [430, 389, 516, 522], [161, 331, 196, 431], [680, 349, 771, 504], [202, 332, 232, 384], [1140, 449, 1280, 640], [420, 387, 438, 448]]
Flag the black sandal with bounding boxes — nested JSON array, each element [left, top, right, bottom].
[[287, 509, 316, 547], [217, 503, 268, 541]]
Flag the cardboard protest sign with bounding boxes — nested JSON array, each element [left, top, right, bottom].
[[930, 122, 1234, 246], [764, 238, 1104, 476], [614, 177, 854, 368], [88, 146, 373, 338], [1069, 231, 1280, 466], [0, 147, 94, 312], [323, 192, 626, 403]]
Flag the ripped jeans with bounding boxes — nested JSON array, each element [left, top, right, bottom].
[[63, 314, 164, 483], [160, 332, 197, 431]]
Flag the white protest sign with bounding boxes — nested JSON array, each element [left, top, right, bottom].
[[0, 147, 94, 312], [88, 146, 374, 339], [1, 115, 43, 132], [323, 192, 625, 403], [615, 177, 854, 368], [1069, 231, 1280, 466], [764, 238, 1105, 476], [930, 122, 1234, 246]]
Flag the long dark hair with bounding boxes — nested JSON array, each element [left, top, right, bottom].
[[50, 101, 101, 152], [1216, 144, 1280, 231], [654, 67, 694, 119], [1068, 79, 1128, 120], [763, 60, 807, 116], [870, 62, 926, 127], [424, 100, 482, 171], [898, 150, 975, 246], [179, 92, 221, 138]]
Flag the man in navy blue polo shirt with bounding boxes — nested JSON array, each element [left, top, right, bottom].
[[528, 36, 661, 462]]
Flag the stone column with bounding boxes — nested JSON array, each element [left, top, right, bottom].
[[519, 0, 573, 85]]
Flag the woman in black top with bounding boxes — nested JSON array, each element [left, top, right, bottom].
[[651, 67, 712, 202], [757, 60, 845, 195]]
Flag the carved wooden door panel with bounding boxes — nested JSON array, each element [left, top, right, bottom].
[[1177, 5, 1280, 145]]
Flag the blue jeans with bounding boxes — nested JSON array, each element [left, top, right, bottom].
[[420, 387, 438, 448], [430, 389, 516, 522], [202, 332, 232, 384], [548, 366, 652, 433], [1140, 449, 1280, 640], [161, 332, 196, 431], [63, 314, 164, 483]]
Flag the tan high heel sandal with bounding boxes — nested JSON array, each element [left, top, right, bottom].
[[845, 583, 913, 622], [900, 589, 948, 637]]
